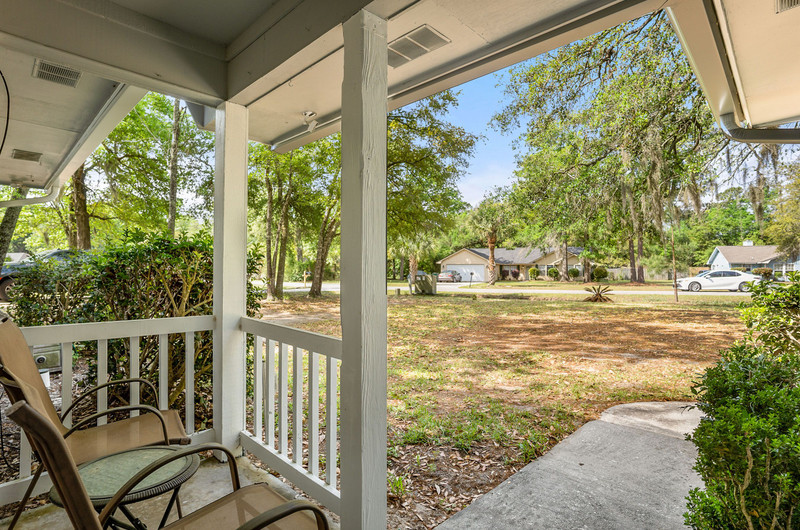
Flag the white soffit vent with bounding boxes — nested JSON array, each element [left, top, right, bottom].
[[776, 0, 800, 13], [32, 59, 82, 88], [388, 25, 450, 68], [11, 149, 43, 163]]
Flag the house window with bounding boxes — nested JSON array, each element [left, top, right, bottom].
[[772, 262, 795, 272]]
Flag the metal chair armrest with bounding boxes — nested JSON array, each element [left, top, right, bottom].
[[63, 405, 169, 445], [61, 378, 160, 421], [236, 499, 330, 530], [98, 443, 240, 525]]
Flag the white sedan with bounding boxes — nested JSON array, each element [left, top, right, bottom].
[[677, 270, 760, 292]]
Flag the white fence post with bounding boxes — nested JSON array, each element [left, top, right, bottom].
[[339, 9, 388, 529]]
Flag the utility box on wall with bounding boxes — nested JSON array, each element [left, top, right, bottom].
[[31, 343, 62, 372]]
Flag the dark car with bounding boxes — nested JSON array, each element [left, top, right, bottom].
[[437, 270, 462, 283], [0, 249, 83, 302]]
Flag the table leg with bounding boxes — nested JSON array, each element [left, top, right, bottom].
[[118, 505, 148, 530], [158, 486, 183, 528]]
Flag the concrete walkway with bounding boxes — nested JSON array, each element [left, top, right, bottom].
[[437, 401, 703, 530]]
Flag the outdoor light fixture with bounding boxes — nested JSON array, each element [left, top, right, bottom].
[[302, 110, 318, 133]]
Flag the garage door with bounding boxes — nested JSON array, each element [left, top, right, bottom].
[[445, 264, 485, 282]]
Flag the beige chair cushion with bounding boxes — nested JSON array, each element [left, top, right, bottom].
[[164, 483, 321, 530], [67, 409, 188, 465]]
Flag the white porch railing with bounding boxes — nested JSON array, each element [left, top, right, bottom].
[[0, 316, 215, 505], [239, 317, 342, 514]]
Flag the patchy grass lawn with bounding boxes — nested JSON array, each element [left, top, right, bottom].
[[260, 292, 743, 529]]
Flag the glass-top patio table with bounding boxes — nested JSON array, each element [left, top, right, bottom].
[[50, 445, 200, 530]]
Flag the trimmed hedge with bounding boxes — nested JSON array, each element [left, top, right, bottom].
[[592, 266, 608, 281]]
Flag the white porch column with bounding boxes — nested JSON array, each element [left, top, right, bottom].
[[339, 9, 388, 530], [212, 101, 248, 451]]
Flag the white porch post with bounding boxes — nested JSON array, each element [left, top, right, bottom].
[[212, 101, 249, 451], [339, 9, 388, 530]]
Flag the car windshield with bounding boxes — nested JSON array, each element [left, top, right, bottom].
[[696, 270, 712, 277]]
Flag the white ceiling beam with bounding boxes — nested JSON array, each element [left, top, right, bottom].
[[666, 0, 742, 125], [0, 0, 227, 105], [226, 0, 380, 106]]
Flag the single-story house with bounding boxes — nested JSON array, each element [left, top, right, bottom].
[[437, 246, 583, 281], [707, 243, 799, 275]]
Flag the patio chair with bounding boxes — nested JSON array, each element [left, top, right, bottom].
[[5, 400, 330, 530], [0, 316, 189, 528]]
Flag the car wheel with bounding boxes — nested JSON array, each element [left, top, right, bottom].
[[739, 282, 751, 292], [0, 278, 14, 302], [689, 282, 701, 292]]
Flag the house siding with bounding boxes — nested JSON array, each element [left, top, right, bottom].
[[708, 252, 731, 270]]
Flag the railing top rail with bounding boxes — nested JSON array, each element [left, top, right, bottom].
[[20, 315, 216, 344], [240, 317, 342, 359]]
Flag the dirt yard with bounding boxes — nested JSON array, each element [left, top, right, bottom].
[[261, 292, 744, 529]]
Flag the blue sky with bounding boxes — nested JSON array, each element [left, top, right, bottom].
[[444, 67, 523, 206]]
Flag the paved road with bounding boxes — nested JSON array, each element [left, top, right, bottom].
[[281, 281, 749, 297]]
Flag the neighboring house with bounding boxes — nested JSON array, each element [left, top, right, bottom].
[[707, 242, 799, 275], [437, 246, 583, 281]]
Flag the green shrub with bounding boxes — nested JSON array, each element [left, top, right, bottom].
[[568, 268, 580, 279], [686, 344, 800, 529], [528, 267, 540, 280], [547, 267, 560, 280], [752, 267, 773, 279], [592, 266, 608, 281], [10, 232, 263, 429], [739, 271, 800, 356], [686, 272, 800, 529]]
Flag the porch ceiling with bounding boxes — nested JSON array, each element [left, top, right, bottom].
[[1, 0, 799, 191], [668, 0, 800, 129]]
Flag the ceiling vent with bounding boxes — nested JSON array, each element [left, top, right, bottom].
[[32, 59, 81, 88], [388, 25, 450, 68], [776, 0, 800, 13], [11, 149, 43, 163]]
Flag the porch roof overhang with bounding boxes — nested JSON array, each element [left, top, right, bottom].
[[1, 0, 673, 194], [667, 0, 800, 143], [3, 0, 800, 195]]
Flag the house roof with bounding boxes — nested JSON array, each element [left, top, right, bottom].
[[709, 245, 780, 265], [441, 246, 583, 266]]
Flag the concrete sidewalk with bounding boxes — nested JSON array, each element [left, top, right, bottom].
[[437, 402, 703, 530]]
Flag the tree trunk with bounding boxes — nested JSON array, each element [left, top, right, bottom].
[[73, 164, 91, 249], [487, 231, 497, 285], [582, 256, 591, 283], [637, 232, 645, 283], [628, 237, 636, 283], [295, 223, 303, 263], [398, 258, 405, 283], [167, 98, 181, 237], [273, 195, 291, 299], [309, 204, 339, 298], [409, 254, 419, 281], [264, 176, 276, 299], [0, 187, 29, 262], [562, 240, 569, 282]]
